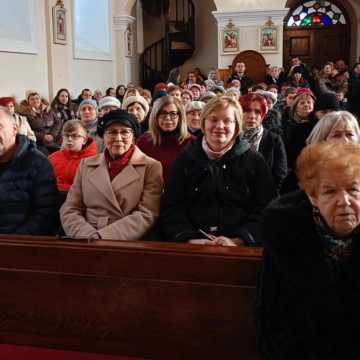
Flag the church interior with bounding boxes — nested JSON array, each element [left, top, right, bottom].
[[0, 0, 360, 359]]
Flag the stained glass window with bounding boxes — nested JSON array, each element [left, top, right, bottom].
[[287, 1, 346, 27]]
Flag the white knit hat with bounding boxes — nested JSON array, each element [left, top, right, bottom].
[[122, 95, 150, 115], [98, 96, 121, 109]]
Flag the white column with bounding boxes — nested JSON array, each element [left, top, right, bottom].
[[113, 15, 136, 85], [213, 9, 289, 69]]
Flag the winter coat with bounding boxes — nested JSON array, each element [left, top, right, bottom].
[[259, 129, 287, 194], [227, 73, 253, 94], [281, 112, 317, 193], [263, 108, 282, 135], [48, 137, 97, 192], [25, 106, 63, 149], [136, 132, 194, 181], [159, 136, 274, 245], [0, 135, 60, 235], [60, 146, 163, 240], [348, 76, 360, 120], [256, 190, 360, 360], [50, 102, 76, 125]]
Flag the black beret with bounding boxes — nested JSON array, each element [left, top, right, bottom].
[[97, 109, 141, 138]]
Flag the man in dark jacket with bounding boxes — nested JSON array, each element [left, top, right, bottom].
[[0, 107, 59, 235], [227, 62, 253, 94]]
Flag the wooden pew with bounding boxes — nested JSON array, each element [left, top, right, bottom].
[[0, 235, 263, 359]]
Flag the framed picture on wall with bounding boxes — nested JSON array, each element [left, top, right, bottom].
[[221, 19, 239, 54], [259, 25, 278, 53], [53, 1, 67, 45]]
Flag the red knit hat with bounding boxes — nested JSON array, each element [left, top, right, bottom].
[[0, 97, 15, 107], [295, 87, 316, 100]]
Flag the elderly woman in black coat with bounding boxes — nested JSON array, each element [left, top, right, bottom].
[[257, 141, 360, 360], [159, 96, 273, 246]]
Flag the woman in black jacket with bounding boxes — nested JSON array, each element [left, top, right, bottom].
[[281, 89, 317, 193], [257, 141, 360, 360], [159, 96, 273, 246], [240, 93, 287, 194]]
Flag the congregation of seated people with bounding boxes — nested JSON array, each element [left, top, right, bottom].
[[0, 56, 360, 243], [2, 56, 360, 359]]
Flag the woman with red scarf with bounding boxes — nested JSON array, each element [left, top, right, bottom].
[[60, 110, 163, 241]]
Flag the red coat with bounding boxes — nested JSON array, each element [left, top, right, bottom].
[[136, 132, 194, 180], [48, 137, 97, 191]]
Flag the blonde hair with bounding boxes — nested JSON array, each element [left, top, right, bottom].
[[297, 141, 360, 195], [148, 96, 190, 146], [306, 111, 360, 145], [200, 96, 243, 137]]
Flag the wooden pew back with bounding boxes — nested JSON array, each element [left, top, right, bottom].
[[0, 235, 263, 359]]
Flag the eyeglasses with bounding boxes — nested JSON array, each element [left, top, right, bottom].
[[104, 129, 133, 139], [63, 134, 85, 140], [158, 111, 179, 120]]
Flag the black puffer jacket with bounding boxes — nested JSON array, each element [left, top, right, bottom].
[[257, 190, 360, 359], [0, 135, 60, 234], [159, 136, 274, 245]]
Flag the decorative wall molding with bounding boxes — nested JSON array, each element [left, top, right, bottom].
[[113, 15, 136, 31], [212, 9, 289, 26]]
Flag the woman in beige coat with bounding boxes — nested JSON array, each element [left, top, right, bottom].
[[60, 109, 163, 240]]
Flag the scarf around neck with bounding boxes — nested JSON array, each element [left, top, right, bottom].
[[104, 144, 135, 181], [243, 126, 263, 151], [313, 209, 354, 267], [201, 137, 234, 160]]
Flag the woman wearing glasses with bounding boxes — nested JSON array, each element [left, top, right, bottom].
[[136, 96, 194, 180], [60, 110, 163, 240], [159, 96, 273, 246]]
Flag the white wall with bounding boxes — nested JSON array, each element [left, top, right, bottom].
[[70, 0, 115, 97], [0, 0, 120, 101], [0, 0, 49, 101], [213, 9, 288, 70]]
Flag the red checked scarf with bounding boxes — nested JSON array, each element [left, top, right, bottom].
[[104, 144, 135, 181]]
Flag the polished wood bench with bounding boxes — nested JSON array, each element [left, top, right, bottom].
[[0, 235, 263, 359]]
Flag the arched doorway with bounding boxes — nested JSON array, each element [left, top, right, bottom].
[[283, 0, 351, 69]]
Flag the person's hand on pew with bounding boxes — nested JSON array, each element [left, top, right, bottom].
[[188, 236, 244, 246], [188, 239, 216, 245], [212, 236, 238, 246]]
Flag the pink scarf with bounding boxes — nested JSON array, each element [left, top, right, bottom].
[[202, 137, 234, 160]]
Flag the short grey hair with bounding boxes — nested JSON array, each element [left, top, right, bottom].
[[185, 101, 205, 113], [306, 111, 360, 145]]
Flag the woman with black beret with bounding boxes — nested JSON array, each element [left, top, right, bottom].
[[60, 109, 163, 240]]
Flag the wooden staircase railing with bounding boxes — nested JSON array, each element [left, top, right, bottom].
[[141, 0, 195, 90]]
